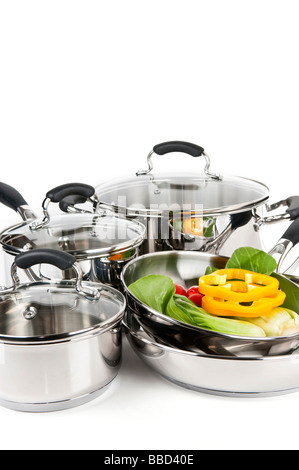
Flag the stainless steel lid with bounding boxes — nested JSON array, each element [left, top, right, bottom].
[[0, 212, 145, 259], [96, 142, 269, 216], [0, 249, 126, 344]]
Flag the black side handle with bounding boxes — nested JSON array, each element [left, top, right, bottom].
[[46, 183, 95, 203], [59, 195, 88, 213], [153, 141, 205, 157], [15, 248, 76, 271], [230, 211, 252, 230], [281, 218, 299, 246], [286, 196, 299, 220], [0, 182, 28, 212]]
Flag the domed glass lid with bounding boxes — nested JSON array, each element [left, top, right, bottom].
[[96, 172, 269, 216], [0, 212, 146, 258], [0, 249, 126, 343], [96, 141, 269, 216]]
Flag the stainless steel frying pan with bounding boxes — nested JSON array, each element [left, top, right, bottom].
[[121, 221, 299, 357]]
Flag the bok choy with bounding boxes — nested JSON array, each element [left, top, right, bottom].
[[128, 274, 266, 338], [128, 274, 299, 338]]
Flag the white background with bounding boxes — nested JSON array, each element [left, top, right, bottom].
[[0, 0, 299, 451]]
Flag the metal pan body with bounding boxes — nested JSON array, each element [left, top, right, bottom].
[[124, 311, 299, 397]]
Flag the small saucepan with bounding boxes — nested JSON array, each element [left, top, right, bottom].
[[0, 182, 146, 289], [0, 248, 126, 412]]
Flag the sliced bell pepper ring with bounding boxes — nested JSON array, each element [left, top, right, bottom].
[[202, 290, 286, 318], [198, 268, 280, 302]]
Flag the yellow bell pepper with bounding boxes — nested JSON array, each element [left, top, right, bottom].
[[202, 290, 286, 318], [198, 268, 280, 302], [183, 218, 204, 236]]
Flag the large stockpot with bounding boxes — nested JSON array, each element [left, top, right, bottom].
[[121, 221, 299, 358], [0, 248, 126, 412], [123, 311, 299, 398], [94, 141, 299, 257], [0, 182, 146, 288]]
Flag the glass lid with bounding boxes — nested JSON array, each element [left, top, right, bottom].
[[96, 141, 269, 216], [0, 249, 126, 343], [96, 172, 269, 216], [0, 282, 125, 343], [0, 212, 145, 258]]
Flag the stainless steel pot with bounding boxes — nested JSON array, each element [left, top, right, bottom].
[[123, 310, 299, 398], [121, 222, 299, 357], [0, 248, 126, 412], [0, 182, 146, 289], [92, 141, 299, 257]]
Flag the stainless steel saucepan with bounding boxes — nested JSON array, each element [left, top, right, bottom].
[[121, 220, 299, 358], [0, 182, 146, 289], [0, 248, 126, 412], [92, 141, 299, 257]]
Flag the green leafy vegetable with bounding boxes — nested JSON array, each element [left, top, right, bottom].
[[128, 274, 191, 324], [225, 247, 277, 275], [205, 247, 278, 276], [173, 294, 266, 337], [128, 274, 266, 337], [205, 266, 219, 275]]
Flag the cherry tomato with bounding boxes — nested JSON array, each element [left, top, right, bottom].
[[186, 285, 200, 298], [188, 293, 204, 307], [174, 284, 187, 296]]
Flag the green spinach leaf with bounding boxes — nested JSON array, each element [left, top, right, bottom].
[[225, 247, 277, 275]]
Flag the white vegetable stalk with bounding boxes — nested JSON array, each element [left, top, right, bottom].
[[240, 308, 299, 337]]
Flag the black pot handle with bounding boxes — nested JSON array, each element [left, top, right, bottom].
[[286, 196, 299, 220], [153, 141, 205, 157], [46, 183, 95, 203], [0, 182, 29, 211], [230, 211, 252, 230], [281, 218, 299, 246], [15, 248, 76, 271], [0, 182, 36, 221], [13, 249, 100, 299], [30, 183, 96, 230], [137, 141, 222, 180], [59, 195, 89, 213], [269, 218, 299, 273]]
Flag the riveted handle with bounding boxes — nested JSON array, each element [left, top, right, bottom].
[[15, 249, 76, 271]]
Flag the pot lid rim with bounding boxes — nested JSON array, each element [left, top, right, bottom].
[[95, 173, 270, 214], [0, 213, 146, 257], [0, 281, 126, 344], [99, 195, 269, 217]]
